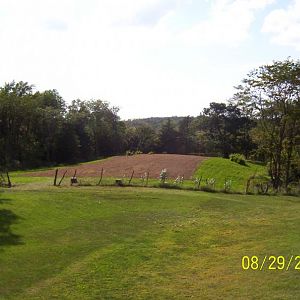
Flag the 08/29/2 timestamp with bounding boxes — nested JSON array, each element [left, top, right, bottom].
[[242, 255, 300, 271]]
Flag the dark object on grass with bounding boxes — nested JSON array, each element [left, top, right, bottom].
[[115, 179, 124, 186], [70, 170, 78, 185], [70, 177, 78, 185]]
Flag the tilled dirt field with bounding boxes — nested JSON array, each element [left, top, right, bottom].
[[29, 154, 208, 179]]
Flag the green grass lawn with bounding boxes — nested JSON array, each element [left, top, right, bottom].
[[0, 184, 299, 299], [194, 157, 268, 192]]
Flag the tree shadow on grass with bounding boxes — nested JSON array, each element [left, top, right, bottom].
[[0, 199, 23, 248]]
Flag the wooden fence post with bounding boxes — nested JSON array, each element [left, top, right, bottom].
[[97, 168, 104, 185], [128, 170, 134, 185], [6, 172, 12, 188], [58, 170, 68, 186]]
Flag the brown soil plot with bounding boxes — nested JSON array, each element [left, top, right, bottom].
[[29, 154, 208, 179]]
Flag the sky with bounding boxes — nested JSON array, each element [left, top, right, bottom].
[[0, 0, 299, 119]]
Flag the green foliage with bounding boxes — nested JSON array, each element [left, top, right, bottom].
[[177, 116, 197, 154], [199, 102, 255, 158], [125, 116, 184, 131], [0, 82, 125, 169], [158, 119, 179, 154], [124, 124, 157, 154], [229, 153, 246, 165], [245, 175, 270, 195], [234, 58, 300, 191]]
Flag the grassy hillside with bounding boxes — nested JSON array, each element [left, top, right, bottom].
[[1, 184, 299, 299], [194, 157, 268, 192]]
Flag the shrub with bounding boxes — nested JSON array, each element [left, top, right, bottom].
[[229, 153, 246, 166], [115, 179, 124, 186], [245, 174, 270, 194]]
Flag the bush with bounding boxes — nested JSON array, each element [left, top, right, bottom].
[[245, 175, 270, 194], [229, 153, 246, 166], [115, 179, 124, 186]]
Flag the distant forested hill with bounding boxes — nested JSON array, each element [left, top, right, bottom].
[[125, 116, 188, 131]]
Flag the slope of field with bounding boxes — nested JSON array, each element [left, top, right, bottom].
[[194, 157, 267, 192], [0, 185, 299, 299], [29, 154, 207, 179]]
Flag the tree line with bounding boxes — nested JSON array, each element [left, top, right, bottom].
[[0, 58, 299, 191]]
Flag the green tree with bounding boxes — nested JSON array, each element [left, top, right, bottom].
[[159, 119, 179, 153], [235, 58, 300, 191], [177, 116, 196, 154], [200, 102, 246, 158], [0, 81, 38, 168]]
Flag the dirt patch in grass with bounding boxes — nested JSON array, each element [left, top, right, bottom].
[[28, 154, 208, 179]]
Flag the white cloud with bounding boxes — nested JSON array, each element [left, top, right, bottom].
[[262, 0, 300, 51], [180, 0, 274, 47], [0, 0, 283, 119]]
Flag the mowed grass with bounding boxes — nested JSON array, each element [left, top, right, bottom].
[[0, 184, 299, 299], [194, 157, 267, 192]]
